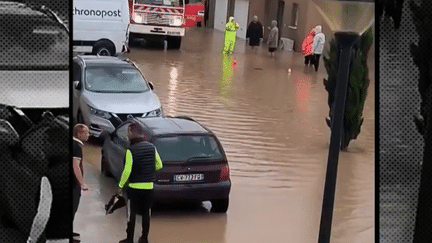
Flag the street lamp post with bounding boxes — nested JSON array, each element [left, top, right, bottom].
[[318, 31, 359, 243], [311, 1, 374, 242]]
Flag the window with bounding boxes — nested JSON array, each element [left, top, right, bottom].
[[0, 2, 69, 70], [289, 3, 299, 29], [85, 66, 149, 93], [153, 135, 223, 162]]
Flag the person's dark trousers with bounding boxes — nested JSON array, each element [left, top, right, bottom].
[[122, 189, 153, 243], [304, 55, 314, 65], [72, 185, 81, 221], [314, 54, 321, 71]]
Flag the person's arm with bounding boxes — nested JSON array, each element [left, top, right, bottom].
[[155, 149, 163, 171], [118, 150, 133, 189], [73, 157, 88, 190]]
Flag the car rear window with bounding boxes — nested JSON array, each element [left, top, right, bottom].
[[0, 3, 69, 70], [85, 66, 149, 93], [153, 135, 224, 162]]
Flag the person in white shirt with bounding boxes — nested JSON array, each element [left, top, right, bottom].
[[312, 25, 326, 72]]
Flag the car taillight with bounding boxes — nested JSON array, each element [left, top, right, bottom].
[[220, 164, 230, 181]]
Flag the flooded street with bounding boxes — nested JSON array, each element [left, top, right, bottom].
[[74, 27, 374, 243]]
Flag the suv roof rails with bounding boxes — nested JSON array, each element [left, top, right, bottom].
[[169, 116, 213, 133], [175, 116, 196, 122], [164, 115, 195, 122]]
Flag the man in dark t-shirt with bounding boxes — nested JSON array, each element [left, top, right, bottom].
[[72, 124, 89, 242]]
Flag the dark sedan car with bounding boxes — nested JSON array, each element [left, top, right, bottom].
[[101, 116, 231, 213]]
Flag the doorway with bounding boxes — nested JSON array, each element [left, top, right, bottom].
[[214, 0, 228, 32], [276, 0, 285, 39], [233, 0, 249, 39]]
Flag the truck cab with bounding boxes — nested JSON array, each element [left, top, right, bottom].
[[129, 0, 185, 49]]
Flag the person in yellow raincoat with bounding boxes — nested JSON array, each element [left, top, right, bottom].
[[223, 16, 240, 54]]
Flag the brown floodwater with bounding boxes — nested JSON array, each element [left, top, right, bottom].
[[74, 27, 374, 243]]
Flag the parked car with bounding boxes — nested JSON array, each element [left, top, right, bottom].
[[100, 116, 231, 213], [72, 55, 162, 137]]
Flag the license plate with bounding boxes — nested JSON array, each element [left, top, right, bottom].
[[174, 174, 204, 182]]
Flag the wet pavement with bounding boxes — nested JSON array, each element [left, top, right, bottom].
[[74, 27, 374, 243]]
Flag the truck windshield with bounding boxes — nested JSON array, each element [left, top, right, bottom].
[[136, 0, 183, 7], [85, 66, 150, 93], [0, 2, 68, 70]]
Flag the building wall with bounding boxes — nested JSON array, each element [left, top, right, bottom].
[[282, 0, 310, 52], [247, 0, 266, 29]]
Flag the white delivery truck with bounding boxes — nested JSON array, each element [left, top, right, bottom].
[[73, 0, 130, 56]]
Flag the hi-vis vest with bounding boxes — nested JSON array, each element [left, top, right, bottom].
[[118, 140, 163, 190]]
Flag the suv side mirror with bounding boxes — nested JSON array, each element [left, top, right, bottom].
[[148, 82, 154, 90], [74, 81, 82, 90]]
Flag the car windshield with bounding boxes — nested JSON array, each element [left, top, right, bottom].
[[153, 135, 224, 162], [136, 0, 183, 7], [85, 66, 149, 93], [0, 2, 69, 70]]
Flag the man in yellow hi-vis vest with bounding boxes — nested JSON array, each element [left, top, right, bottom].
[[223, 16, 240, 55], [117, 122, 163, 243]]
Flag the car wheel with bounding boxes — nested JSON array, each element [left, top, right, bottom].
[[168, 36, 182, 49], [93, 40, 115, 56], [101, 152, 111, 177], [210, 198, 229, 213]]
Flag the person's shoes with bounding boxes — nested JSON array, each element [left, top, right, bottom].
[[119, 238, 134, 243], [73, 232, 80, 237], [73, 239, 81, 243]]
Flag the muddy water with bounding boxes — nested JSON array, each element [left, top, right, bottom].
[[75, 27, 374, 243]]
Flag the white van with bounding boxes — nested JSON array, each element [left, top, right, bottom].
[[73, 0, 130, 56]]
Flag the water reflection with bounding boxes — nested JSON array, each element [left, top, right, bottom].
[[294, 69, 312, 124], [166, 66, 179, 115], [220, 54, 234, 99]]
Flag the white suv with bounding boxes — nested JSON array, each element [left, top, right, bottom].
[[72, 55, 162, 137]]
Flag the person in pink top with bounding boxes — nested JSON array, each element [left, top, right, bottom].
[[302, 27, 315, 66]]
